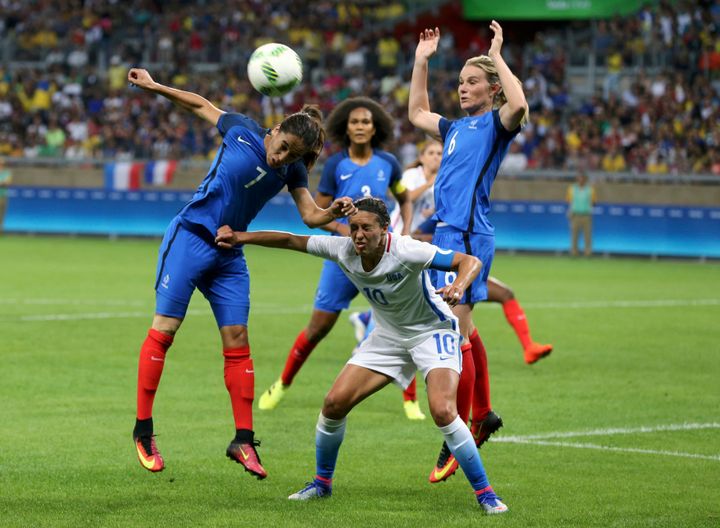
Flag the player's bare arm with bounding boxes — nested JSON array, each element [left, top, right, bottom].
[[289, 187, 357, 228], [315, 192, 351, 236], [128, 68, 224, 126], [408, 27, 443, 139], [215, 227, 310, 253], [391, 184, 413, 236], [435, 253, 482, 306], [488, 21, 528, 132]]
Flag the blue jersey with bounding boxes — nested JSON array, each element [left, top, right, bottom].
[[177, 112, 308, 239], [317, 149, 402, 225], [434, 109, 519, 234]]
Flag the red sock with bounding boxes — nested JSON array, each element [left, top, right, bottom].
[[280, 330, 318, 386], [223, 346, 254, 431], [403, 376, 417, 401], [469, 329, 491, 422], [137, 328, 174, 420], [457, 343, 475, 423], [502, 299, 533, 350]]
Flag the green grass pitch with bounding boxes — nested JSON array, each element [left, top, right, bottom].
[[1, 235, 719, 527]]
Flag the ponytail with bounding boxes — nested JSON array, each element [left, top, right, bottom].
[[279, 104, 326, 170]]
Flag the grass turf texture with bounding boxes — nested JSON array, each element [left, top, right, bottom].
[[1, 235, 719, 527]]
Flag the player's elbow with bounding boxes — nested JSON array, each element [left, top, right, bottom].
[[408, 108, 423, 127]]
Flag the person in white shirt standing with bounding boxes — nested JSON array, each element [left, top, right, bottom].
[[215, 197, 509, 514], [390, 139, 443, 234]]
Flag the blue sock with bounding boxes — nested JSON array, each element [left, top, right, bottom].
[[439, 415, 490, 492], [315, 413, 346, 484]]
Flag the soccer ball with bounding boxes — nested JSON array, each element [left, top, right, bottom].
[[247, 43, 303, 97]]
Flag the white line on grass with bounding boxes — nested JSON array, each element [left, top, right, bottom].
[[497, 438, 720, 462], [495, 422, 720, 441], [516, 299, 720, 309], [493, 422, 720, 462]]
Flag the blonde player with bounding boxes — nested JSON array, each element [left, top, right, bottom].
[[215, 197, 508, 514]]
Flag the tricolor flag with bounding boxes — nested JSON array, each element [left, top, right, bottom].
[[144, 160, 177, 186], [104, 162, 143, 190]]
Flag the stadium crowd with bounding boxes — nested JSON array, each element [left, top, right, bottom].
[[0, 0, 718, 175]]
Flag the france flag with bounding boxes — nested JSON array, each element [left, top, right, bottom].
[[104, 162, 142, 190], [144, 160, 177, 186]]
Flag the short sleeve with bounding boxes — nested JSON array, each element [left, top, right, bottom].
[[438, 117, 454, 142], [306, 235, 349, 261], [217, 112, 264, 137], [395, 235, 438, 268], [317, 154, 341, 196], [492, 109, 521, 139], [400, 167, 424, 191], [284, 162, 309, 191], [387, 154, 403, 186]]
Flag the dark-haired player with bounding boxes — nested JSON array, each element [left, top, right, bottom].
[[216, 197, 508, 514], [256, 97, 413, 411], [127, 68, 355, 479]]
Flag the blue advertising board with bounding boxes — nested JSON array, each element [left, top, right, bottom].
[[4, 188, 719, 258]]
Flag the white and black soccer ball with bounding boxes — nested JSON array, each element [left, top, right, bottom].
[[247, 43, 303, 97]]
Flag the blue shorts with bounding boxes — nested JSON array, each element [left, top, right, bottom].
[[430, 226, 494, 304], [154, 218, 250, 327], [313, 260, 359, 312]]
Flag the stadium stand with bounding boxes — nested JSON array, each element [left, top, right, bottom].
[[0, 0, 718, 175]]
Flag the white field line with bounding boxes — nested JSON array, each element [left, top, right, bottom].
[[1, 298, 719, 323], [494, 422, 720, 441], [496, 439, 720, 462], [493, 422, 720, 462], [515, 299, 720, 309]]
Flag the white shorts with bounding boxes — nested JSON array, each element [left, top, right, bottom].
[[347, 329, 463, 389]]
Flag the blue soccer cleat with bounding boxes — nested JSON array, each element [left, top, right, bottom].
[[477, 489, 509, 514], [288, 480, 332, 501]]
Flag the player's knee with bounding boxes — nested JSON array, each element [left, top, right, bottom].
[[428, 400, 457, 427], [152, 315, 182, 335], [502, 286, 515, 301], [306, 319, 334, 342], [322, 391, 350, 420], [220, 325, 248, 348]]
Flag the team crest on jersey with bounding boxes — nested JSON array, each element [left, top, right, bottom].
[[385, 272, 403, 282], [377, 169, 386, 181]]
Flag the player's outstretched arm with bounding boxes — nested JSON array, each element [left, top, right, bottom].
[[408, 27, 443, 139], [289, 187, 357, 228], [488, 21, 528, 131], [128, 68, 224, 126], [435, 253, 482, 306], [215, 226, 310, 253]]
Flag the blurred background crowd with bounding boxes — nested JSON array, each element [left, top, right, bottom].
[[0, 0, 718, 175]]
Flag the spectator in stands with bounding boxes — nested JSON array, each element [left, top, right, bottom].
[[566, 171, 595, 257]]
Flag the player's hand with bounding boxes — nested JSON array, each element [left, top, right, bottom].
[[488, 20, 504, 57], [215, 225, 241, 249], [128, 68, 157, 90], [329, 197, 357, 219], [415, 27, 440, 62], [436, 284, 465, 307]]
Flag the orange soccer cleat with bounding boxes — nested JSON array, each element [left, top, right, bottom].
[[524, 342, 553, 365], [134, 434, 165, 472], [226, 440, 267, 479]]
